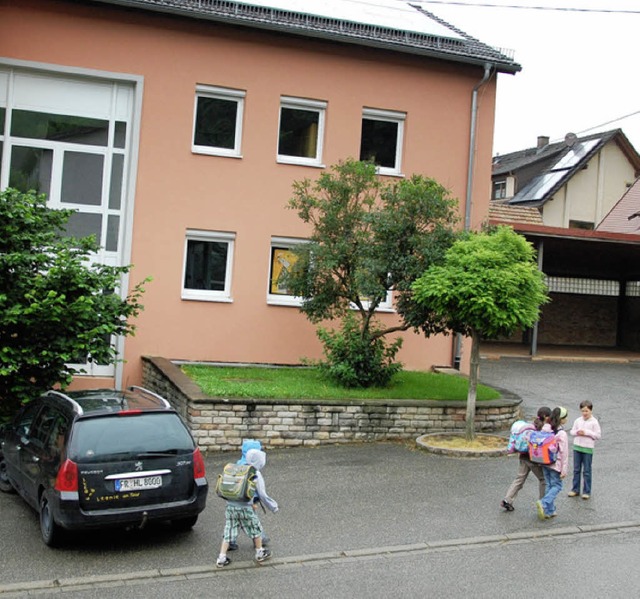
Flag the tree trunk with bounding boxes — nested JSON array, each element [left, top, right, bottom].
[[465, 329, 480, 442]]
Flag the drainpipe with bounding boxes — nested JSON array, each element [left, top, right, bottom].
[[453, 62, 494, 369]]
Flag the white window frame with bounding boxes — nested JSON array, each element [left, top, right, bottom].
[[182, 229, 235, 302], [267, 236, 306, 307], [192, 85, 245, 158], [351, 289, 394, 313], [277, 96, 326, 167], [360, 107, 405, 177]]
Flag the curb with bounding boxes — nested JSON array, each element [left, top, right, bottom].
[[2, 522, 638, 595]]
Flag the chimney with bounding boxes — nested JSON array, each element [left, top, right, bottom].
[[537, 136, 550, 149]]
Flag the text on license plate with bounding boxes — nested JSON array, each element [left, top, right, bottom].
[[115, 476, 162, 492]]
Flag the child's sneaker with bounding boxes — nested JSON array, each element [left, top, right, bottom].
[[500, 500, 514, 512], [535, 500, 546, 521], [255, 548, 272, 563], [216, 556, 231, 568]]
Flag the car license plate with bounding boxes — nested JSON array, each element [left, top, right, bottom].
[[115, 475, 162, 492]]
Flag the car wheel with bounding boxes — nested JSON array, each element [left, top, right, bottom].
[[0, 456, 16, 493], [40, 492, 64, 547], [172, 515, 198, 531]]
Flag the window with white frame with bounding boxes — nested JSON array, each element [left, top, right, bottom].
[[492, 179, 507, 200], [359, 108, 405, 176], [182, 230, 235, 302], [267, 237, 306, 306], [192, 85, 245, 158], [0, 66, 136, 378], [277, 96, 326, 167]]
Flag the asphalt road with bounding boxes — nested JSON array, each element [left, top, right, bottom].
[[1, 360, 639, 597]]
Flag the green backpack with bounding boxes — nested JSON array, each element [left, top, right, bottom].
[[215, 463, 257, 502]]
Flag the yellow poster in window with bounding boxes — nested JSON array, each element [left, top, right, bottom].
[[271, 248, 298, 295]]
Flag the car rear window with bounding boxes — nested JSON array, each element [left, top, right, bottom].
[[68, 412, 195, 462]]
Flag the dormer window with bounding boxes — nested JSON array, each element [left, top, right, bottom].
[[492, 179, 507, 200]]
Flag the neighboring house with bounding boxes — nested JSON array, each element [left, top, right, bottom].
[[597, 176, 640, 234], [492, 129, 640, 230], [488, 133, 640, 353], [0, 0, 519, 389]]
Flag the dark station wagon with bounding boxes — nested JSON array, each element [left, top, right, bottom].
[[0, 387, 208, 546]]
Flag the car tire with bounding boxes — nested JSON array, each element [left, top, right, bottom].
[[171, 515, 198, 531], [40, 492, 64, 547], [0, 456, 16, 494]]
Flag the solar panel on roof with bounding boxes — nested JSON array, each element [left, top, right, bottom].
[[243, 0, 465, 39]]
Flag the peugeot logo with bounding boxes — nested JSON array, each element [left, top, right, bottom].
[[135, 461, 143, 472]]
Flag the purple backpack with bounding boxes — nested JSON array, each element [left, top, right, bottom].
[[528, 429, 559, 464]]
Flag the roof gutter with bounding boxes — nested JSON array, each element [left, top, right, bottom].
[[454, 61, 494, 369]]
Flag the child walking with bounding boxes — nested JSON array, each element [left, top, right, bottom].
[[217, 448, 278, 567], [501, 406, 551, 512], [227, 439, 270, 551], [536, 406, 569, 520], [569, 400, 601, 499]]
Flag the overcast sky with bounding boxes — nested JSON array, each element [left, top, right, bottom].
[[405, 0, 640, 157]]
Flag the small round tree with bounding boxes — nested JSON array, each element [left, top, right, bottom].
[[0, 188, 148, 419], [412, 226, 549, 440], [285, 159, 458, 387]]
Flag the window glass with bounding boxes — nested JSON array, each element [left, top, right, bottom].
[[64, 212, 102, 243], [106, 215, 120, 252], [269, 246, 299, 295], [192, 86, 245, 157], [30, 407, 58, 448], [267, 238, 306, 307], [277, 97, 326, 166], [11, 110, 109, 146], [9, 146, 53, 195], [114, 121, 127, 149], [182, 231, 235, 301], [13, 402, 42, 439], [185, 239, 228, 291], [359, 109, 405, 175], [360, 119, 398, 168], [61, 151, 104, 206], [109, 154, 124, 210], [194, 96, 238, 150], [493, 180, 507, 200], [278, 108, 319, 158], [69, 413, 194, 462], [0, 107, 5, 130]]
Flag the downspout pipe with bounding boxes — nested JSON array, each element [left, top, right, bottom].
[[453, 62, 494, 369]]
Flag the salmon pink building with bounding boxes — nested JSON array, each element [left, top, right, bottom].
[[0, 0, 520, 389]]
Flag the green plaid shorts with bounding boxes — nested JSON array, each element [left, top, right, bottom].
[[223, 505, 264, 542]]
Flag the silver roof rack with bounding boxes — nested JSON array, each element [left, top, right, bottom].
[[45, 390, 84, 415], [128, 386, 172, 408]]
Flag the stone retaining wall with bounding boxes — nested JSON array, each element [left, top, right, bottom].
[[142, 356, 521, 452]]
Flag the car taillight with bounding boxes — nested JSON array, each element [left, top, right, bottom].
[[193, 448, 206, 479], [55, 459, 79, 492], [118, 410, 142, 416]]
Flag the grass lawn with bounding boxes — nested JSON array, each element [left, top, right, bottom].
[[182, 365, 501, 401]]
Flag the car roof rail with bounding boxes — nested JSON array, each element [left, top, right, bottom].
[[128, 386, 171, 409], [45, 390, 84, 415]]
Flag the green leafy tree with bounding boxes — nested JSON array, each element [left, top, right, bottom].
[[285, 159, 458, 387], [0, 188, 148, 418], [412, 226, 549, 440]]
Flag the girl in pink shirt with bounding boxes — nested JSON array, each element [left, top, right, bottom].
[[569, 400, 601, 500]]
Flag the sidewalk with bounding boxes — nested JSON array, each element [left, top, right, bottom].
[[1, 361, 639, 595]]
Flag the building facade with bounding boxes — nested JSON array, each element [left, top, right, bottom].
[[1, 0, 519, 388]]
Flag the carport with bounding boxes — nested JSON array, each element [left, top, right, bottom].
[[488, 220, 640, 355]]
